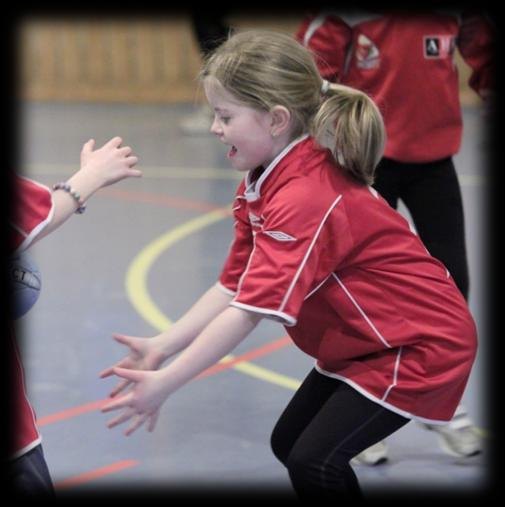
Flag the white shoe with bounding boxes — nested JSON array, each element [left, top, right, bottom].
[[180, 105, 213, 135], [422, 423, 482, 458], [351, 441, 389, 466], [420, 407, 482, 458]]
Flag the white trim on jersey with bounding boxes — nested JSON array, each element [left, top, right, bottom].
[[315, 363, 449, 425], [244, 134, 309, 202], [12, 177, 55, 255], [331, 273, 393, 349], [235, 235, 258, 299], [304, 273, 332, 301], [10, 437, 43, 460], [215, 281, 236, 297], [381, 346, 403, 402], [278, 194, 342, 314], [229, 301, 297, 327], [302, 12, 329, 46]]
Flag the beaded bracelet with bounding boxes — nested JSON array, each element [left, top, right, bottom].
[[52, 182, 87, 214]]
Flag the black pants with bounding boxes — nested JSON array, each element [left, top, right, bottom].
[[7, 444, 55, 497], [373, 157, 469, 299], [271, 369, 409, 499]]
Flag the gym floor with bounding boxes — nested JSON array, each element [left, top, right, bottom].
[[17, 100, 491, 499]]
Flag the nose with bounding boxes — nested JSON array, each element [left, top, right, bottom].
[[210, 116, 222, 136]]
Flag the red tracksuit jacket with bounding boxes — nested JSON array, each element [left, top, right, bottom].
[[297, 12, 494, 162]]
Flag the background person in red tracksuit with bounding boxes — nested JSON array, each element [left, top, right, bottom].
[[8, 137, 140, 496], [296, 10, 494, 464]]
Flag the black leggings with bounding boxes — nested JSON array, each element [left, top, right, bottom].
[[270, 369, 409, 499], [373, 157, 469, 299]]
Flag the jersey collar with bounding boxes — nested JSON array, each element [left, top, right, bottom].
[[244, 134, 309, 202]]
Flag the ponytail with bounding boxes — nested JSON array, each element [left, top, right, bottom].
[[312, 83, 385, 185]]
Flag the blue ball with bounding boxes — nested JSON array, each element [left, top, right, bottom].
[[10, 252, 42, 320]]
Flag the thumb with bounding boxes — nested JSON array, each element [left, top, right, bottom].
[[81, 138, 95, 155], [113, 367, 145, 383], [112, 333, 143, 354]]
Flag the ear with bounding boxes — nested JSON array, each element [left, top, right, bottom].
[[270, 105, 291, 137]]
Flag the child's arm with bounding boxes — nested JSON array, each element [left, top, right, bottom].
[[101, 283, 235, 396], [35, 137, 140, 243], [102, 305, 262, 435]]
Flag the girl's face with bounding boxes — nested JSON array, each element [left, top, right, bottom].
[[203, 77, 281, 172]]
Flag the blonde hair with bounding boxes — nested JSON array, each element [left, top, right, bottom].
[[201, 30, 385, 185]]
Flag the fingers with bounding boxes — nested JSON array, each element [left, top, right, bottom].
[[109, 378, 132, 398], [111, 332, 134, 346], [113, 367, 146, 383], [81, 138, 95, 155], [106, 409, 151, 436], [125, 157, 140, 170], [105, 136, 123, 149], [147, 409, 160, 432], [101, 392, 132, 413], [99, 355, 133, 379], [118, 146, 132, 157], [99, 366, 115, 379], [127, 167, 143, 178], [124, 413, 149, 436], [106, 408, 135, 428]]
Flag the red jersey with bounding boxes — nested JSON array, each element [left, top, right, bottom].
[[296, 12, 494, 162], [9, 176, 54, 457], [219, 136, 477, 423]]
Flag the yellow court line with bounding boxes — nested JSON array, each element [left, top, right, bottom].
[[125, 209, 301, 391]]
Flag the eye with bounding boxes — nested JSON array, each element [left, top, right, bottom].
[[220, 116, 231, 125]]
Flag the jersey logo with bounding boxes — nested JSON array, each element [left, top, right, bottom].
[[355, 34, 380, 69], [263, 230, 297, 242], [424, 36, 456, 59]]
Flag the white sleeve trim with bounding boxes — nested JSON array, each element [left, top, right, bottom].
[[12, 177, 55, 255], [12, 206, 55, 255], [215, 281, 236, 296], [229, 301, 297, 327]]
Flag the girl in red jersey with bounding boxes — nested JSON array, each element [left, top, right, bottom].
[[8, 137, 140, 496], [101, 30, 477, 499]]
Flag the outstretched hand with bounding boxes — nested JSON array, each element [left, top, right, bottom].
[[80, 136, 142, 188], [101, 368, 167, 436], [100, 333, 165, 397]]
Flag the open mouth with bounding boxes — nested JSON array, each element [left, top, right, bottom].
[[228, 146, 237, 158]]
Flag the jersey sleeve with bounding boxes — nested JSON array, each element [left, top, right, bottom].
[[296, 13, 352, 82], [458, 13, 495, 98], [229, 183, 344, 326], [10, 175, 54, 254], [218, 188, 254, 294]]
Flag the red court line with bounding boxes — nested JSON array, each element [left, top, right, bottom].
[[38, 336, 292, 427], [54, 460, 140, 490], [100, 187, 231, 213], [38, 399, 109, 427], [196, 335, 292, 379]]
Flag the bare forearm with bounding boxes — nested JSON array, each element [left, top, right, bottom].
[[155, 283, 234, 359], [37, 168, 105, 240], [157, 306, 260, 395], [33, 137, 140, 243]]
